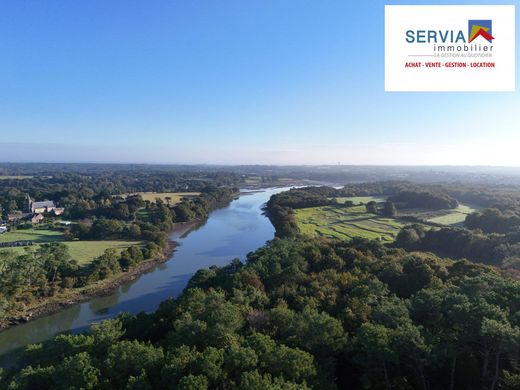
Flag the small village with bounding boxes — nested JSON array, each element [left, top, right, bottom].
[[0, 195, 65, 236]]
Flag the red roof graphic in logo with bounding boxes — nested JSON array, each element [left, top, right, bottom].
[[468, 20, 494, 43]]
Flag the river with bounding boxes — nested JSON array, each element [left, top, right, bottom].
[[0, 187, 286, 359]]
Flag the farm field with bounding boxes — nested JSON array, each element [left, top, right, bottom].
[[0, 228, 63, 243], [295, 205, 404, 242], [0, 228, 140, 265], [1, 240, 141, 265], [66, 240, 141, 265], [334, 196, 388, 205], [426, 204, 478, 226], [0, 175, 34, 180], [131, 192, 200, 204]]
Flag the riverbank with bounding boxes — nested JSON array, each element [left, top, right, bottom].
[[0, 187, 287, 358], [0, 189, 239, 333], [0, 240, 176, 331]]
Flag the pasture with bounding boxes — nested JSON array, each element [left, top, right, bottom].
[[295, 205, 404, 242], [0, 175, 34, 180], [0, 228, 140, 265], [334, 196, 388, 205], [0, 228, 62, 243], [426, 204, 478, 226], [131, 192, 200, 204]]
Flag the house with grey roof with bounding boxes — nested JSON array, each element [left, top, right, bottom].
[[31, 200, 57, 214]]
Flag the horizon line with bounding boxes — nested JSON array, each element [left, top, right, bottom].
[[1, 161, 520, 169]]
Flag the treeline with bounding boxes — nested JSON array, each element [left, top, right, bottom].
[[388, 190, 458, 210], [339, 181, 520, 210], [265, 204, 298, 238], [173, 186, 238, 222], [266, 187, 338, 209], [465, 208, 520, 234], [395, 224, 520, 269], [339, 182, 459, 210], [0, 242, 159, 320], [0, 170, 243, 219], [66, 195, 145, 221], [67, 186, 238, 244], [446, 185, 520, 213], [264, 188, 328, 238], [268, 184, 459, 212], [4, 238, 520, 389]]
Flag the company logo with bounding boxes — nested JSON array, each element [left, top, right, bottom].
[[385, 5, 515, 92], [468, 20, 494, 43], [405, 19, 495, 44]]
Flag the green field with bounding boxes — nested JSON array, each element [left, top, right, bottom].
[[0, 229, 140, 265], [334, 196, 388, 205], [0, 228, 63, 243], [426, 204, 478, 226], [132, 192, 200, 204], [67, 241, 141, 264], [0, 175, 34, 180], [1, 240, 141, 265], [295, 205, 404, 242]]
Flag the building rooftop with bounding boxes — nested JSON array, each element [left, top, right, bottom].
[[32, 200, 56, 209]]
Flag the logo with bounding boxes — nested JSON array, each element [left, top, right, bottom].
[[385, 5, 515, 91], [469, 20, 494, 43]]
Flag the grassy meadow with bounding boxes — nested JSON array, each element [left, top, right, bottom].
[[0, 228, 62, 243], [334, 196, 388, 205], [0, 175, 34, 180], [425, 204, 478, 225], [294, 195, 478, 242], [0, 228, 140, 265], [295, 205, 404, 242], [132, 192, 200, 204]]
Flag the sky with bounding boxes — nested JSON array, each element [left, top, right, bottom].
[[0, 0, 518, 165]]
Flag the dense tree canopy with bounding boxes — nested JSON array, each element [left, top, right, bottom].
[[4, 238, 520, 389]]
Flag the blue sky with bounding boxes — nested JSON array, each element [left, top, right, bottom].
[[0, 0, 518, 165]]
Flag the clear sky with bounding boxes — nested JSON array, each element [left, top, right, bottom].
[[0, 0, 518, 165]]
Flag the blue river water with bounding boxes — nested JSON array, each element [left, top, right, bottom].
[[0, 188, 286, 358]]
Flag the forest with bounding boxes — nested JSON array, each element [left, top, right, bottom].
[[4, 170, 520, 388], [3, 238, 520, 389]]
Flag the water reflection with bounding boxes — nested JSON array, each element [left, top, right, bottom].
[[0, 188, 287, 358]]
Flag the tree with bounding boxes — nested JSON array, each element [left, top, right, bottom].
[[177, 374, 208, 390], [353, 323, 396, 390], [37, 243, 77, 284], [104, 340, 164, 388], [53, 352, 100, 390], [383, 201, 397, 218], [366, 201, 378, 214], [480, 318, 520, 390]]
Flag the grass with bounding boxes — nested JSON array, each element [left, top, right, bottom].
[[0, 175, 33, 180], [0, 228, 140, 265], [0, 228, 63, 243], [426, 204, 478, 226], [1, 240, 141, 266], [334, 196, 388, 205], [295, 198, 478, 242], [295, 205, 404, 242], [244, 176, 262, 184], [65, 241, 141, 265], [131, 192, 200, 204]]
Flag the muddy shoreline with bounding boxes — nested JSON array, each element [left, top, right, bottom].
[[0, 241, 177, 332]]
